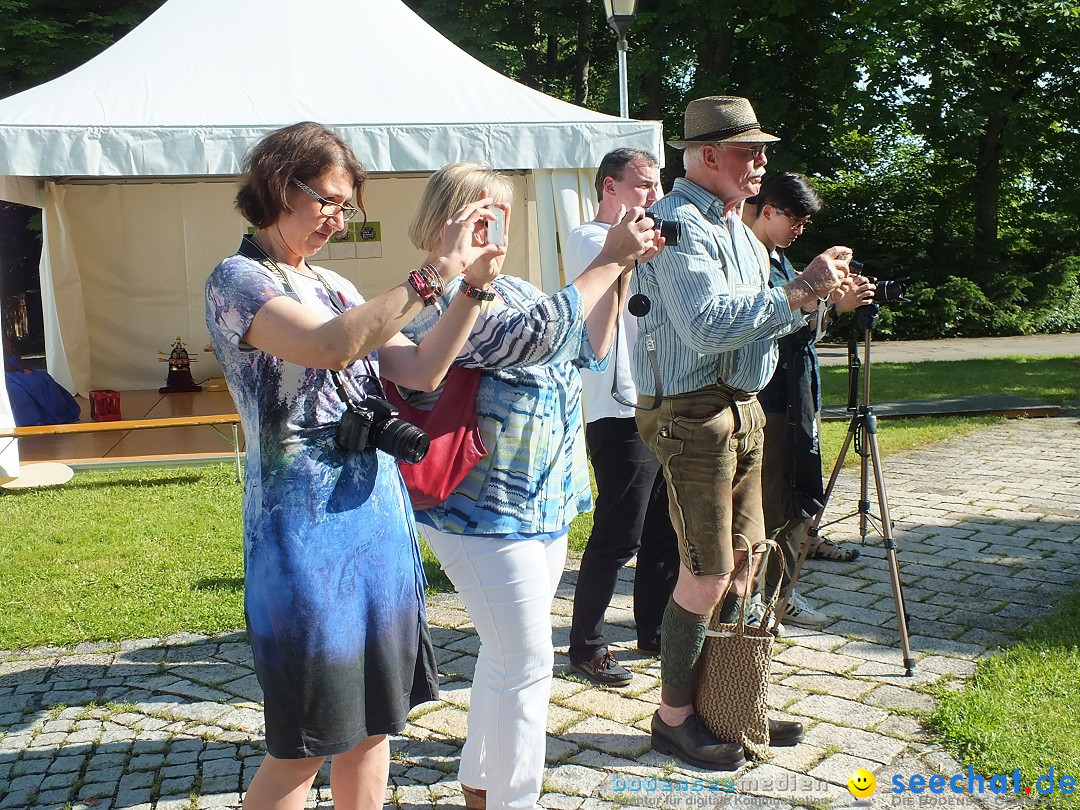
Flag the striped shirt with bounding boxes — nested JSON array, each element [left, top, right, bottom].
[[400, 276, 601, 536], [631, 177, 806, 396]]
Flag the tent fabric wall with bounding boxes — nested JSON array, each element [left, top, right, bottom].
[[0, 305, 19, 482]]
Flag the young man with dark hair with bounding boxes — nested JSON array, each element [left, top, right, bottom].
[[744, 172, 874, 631], [565, 148, 680, 687]]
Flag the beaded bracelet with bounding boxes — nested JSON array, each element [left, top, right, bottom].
[[417, 263, 444, 297], [459, 280, 496, 301], [408, 269, 438, 306]]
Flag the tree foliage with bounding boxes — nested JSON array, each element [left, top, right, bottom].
[[2, 0, 1078, 337]]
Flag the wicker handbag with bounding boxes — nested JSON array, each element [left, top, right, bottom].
[[693, 536, 783, 761]]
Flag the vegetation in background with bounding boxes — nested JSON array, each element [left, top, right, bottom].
[[1, 1, 1078, 337]]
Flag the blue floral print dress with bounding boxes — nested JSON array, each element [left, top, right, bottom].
[[205, 248, 437, 759]]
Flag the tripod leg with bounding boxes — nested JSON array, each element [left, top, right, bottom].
[[788, 414, 858, 601], [865, 424, 916, 676]]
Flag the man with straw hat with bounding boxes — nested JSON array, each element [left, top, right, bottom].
[[632, 96, 854, 768]]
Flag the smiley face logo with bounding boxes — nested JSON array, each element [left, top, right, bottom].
[[848, 768, 877, 798]]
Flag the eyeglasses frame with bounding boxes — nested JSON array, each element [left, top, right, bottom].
[[291, 178, 359, 222], [771, 205, 812, 230]]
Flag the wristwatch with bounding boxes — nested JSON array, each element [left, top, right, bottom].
[[460, 280, 496, 301]]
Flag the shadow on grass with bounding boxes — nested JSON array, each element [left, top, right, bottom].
[[194, 576, 244, 592]]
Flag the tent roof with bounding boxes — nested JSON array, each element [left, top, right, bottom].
[[0, 0, 661, 178]]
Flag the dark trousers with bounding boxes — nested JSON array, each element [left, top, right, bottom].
[[569, 416, 680, 664]]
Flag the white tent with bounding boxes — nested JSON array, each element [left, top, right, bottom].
[[0, 0, 662, 409]]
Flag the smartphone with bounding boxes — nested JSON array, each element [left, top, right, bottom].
[[487, 207, 506, 246]]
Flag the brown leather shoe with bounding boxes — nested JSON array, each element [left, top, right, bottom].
[[570, 651, 632, 687], [651, 712, 747, 770], [461, 785, 486, 810]]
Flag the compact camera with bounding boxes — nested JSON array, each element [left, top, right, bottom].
[[486, 207, 507, 246], [642, 211, 681, 247], [336, 396, 430, 464]]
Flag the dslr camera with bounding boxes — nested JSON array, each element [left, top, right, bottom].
[[642, 211, 681, 247], [850, 260, 908, 304], [337, 396, 430, 464]]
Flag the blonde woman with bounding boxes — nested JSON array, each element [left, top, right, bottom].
[[401, 163, 660, 810]]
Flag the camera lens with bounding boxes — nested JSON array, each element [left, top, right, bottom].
[[874, 279, 907, 303], [372, 418, 431, 464], [644, 211, 681, 247]]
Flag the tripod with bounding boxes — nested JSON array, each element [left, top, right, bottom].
[[788, 303, 915, 676]]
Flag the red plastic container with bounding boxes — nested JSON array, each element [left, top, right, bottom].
[[89, 389, 122, 421]]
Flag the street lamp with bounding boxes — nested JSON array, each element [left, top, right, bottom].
[[602, 0, 639, 118]]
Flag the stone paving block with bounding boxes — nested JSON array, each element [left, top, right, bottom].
[[768, 741, 827, 773], [560, 690, 653, 726], [865, 684, 936, 713], [548, 704, 586, 734], [562, 716, 652, 759], [546, 734, 580, 765], [540, 792, 586, 809], [772, 646, 864, 674], [786, 694, 890, 729], [807, 751, 879, 787], [546, 763, 611, 796], [411, 706, 468, 740], [804, 720, 908, 764], [778, 672, 876, 701]]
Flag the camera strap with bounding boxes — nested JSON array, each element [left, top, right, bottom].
[[609, 263, 663, 410], [236, 234, 385, 407]]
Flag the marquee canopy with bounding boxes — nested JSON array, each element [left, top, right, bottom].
[[0, 0, 660, 177]]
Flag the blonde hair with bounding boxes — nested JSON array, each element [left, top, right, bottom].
[[408, 162, 515, 253]]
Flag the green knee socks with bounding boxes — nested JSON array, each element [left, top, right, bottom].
[[659, 598, 710, 708]]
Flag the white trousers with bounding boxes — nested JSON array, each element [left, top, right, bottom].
[[422, 526, 568, 810]]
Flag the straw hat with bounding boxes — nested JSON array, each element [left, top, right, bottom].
[[667, 96, 780, 148]]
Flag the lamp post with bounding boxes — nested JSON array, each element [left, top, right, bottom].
[[602, 0, 639, 118]]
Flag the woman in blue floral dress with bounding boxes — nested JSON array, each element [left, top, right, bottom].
[[205, 124, 501, 810]]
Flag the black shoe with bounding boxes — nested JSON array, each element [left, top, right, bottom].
[[570, 651, 633, 687], [769, 718, 805, 747], [637, 638, 661, 654], [651, 713, 747, 770]]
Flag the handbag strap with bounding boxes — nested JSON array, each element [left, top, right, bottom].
[[705, 535, 784, 638]]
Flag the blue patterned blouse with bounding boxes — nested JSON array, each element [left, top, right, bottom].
[[400, 275, 604, 537]]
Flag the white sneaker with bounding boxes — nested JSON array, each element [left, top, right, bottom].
[[783, 592, 827, 628], [745, 593, 785, 636]]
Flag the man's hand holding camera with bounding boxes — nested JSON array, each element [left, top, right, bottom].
[[782, 245, 853, 313], [597, 206, 664, 270], [831, 273, 876, 314]]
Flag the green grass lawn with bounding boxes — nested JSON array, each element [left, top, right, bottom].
[[929, 591, 1080, 790], [4, 355, 1075, 649]]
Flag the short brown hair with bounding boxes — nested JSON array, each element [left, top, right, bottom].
[[236, 122, 368, 228], [594, 148, 658, 199], [408, 163, 514, 254]]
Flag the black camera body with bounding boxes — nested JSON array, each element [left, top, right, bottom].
[[850, 261, 909, 304], [336, 396, 430, 464], [643, 211, 681, 247]]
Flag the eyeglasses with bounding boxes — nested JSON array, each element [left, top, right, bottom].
[[772, 206, 812, 230], [292, 178, 359, 221], [721, 143, 769, 159]]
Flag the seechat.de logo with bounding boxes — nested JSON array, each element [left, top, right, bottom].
[[849, 768, 878, 799]]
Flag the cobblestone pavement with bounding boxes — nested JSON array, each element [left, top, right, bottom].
[[2, 417, 1079, 810]]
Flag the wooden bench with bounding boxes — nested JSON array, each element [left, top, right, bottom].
[[0, 414, 243, 481]]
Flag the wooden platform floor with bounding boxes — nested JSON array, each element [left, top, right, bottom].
[[13, 389, 245, 468]]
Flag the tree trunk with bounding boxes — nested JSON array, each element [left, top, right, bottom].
[[574, 12, 591, 104], [973, 110, 1007, 259]]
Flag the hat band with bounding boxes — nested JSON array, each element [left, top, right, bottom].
[[686, 122, 760, 142]]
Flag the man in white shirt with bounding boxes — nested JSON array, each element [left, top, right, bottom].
[[566, 149, 679, 687]]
